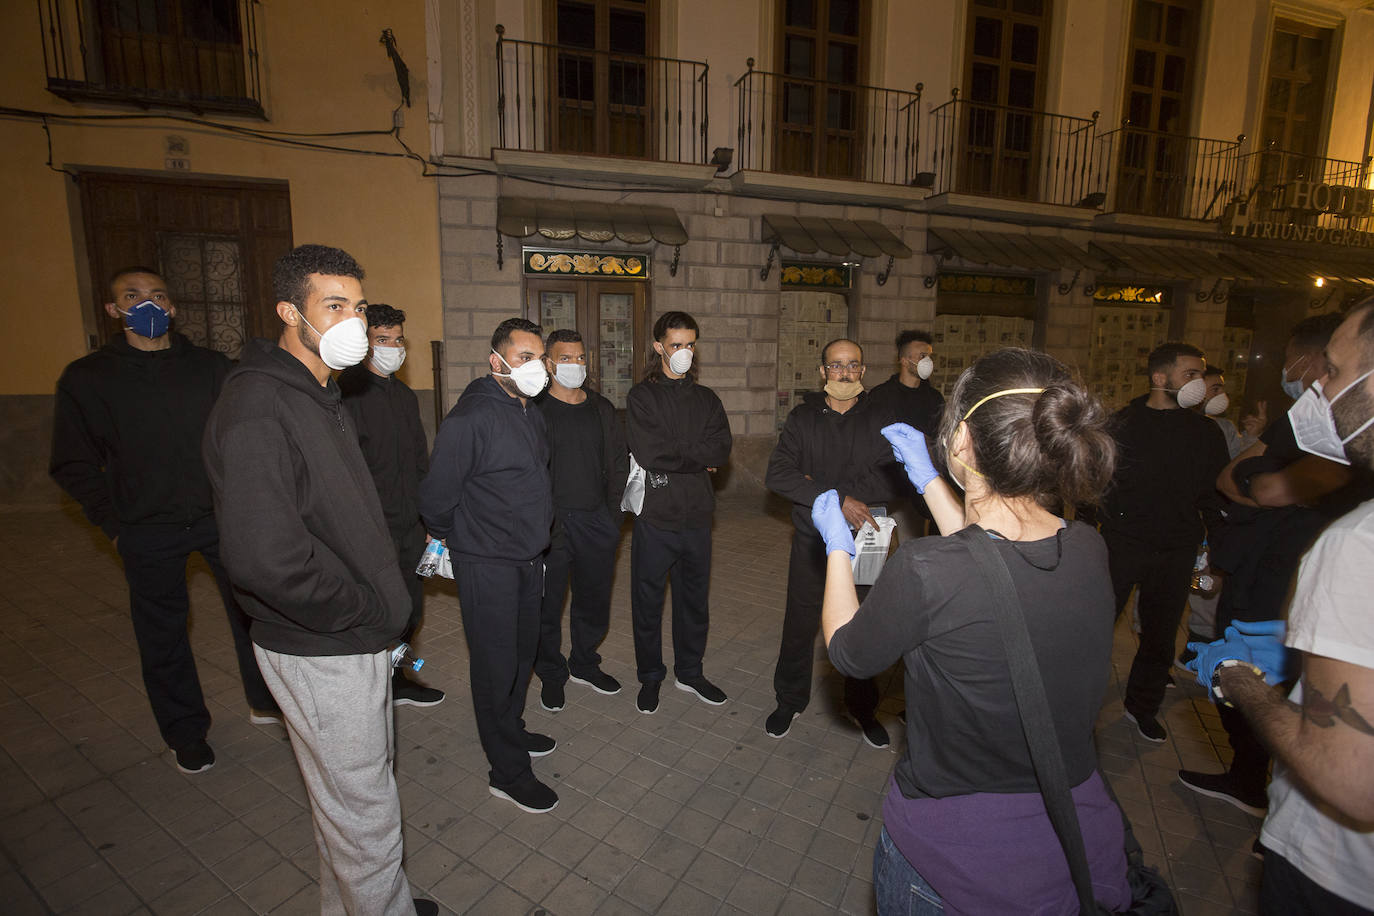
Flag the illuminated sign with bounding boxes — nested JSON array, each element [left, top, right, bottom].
[[522, 249, 649, 278], [1093, 284, 1171, 304], [1279, 181, 1373, 218], [780, 261, 852, 288]]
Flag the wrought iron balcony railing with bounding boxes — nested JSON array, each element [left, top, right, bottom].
[[927, 92, 1100, 207], [733, 61, 921, 185], [37, 0, 263, 117], [1234, 143, 1374, 233], [495, 26, 709, 165], [1096, 125, 1244, 221]]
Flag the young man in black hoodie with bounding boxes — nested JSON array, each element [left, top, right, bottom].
[[340, 303, 444, 708], [419, 317, 559, 814], [867, 329, 946, 541], [626, 311, 733, 714], [1100, 342, 1229, 743], [203, 245, 435, 915], [533, 328, 629, 713], [50, 266, 275, 776], [765, 339, 896, 746]]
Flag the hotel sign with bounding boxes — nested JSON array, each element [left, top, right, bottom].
[[1224, 180, 1374, 249]]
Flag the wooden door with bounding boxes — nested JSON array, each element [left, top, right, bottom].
[[526, 277, 648, 407]]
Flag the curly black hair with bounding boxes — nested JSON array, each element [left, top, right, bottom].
[[273, 245, 365, 307], [366, 303, 406, 328]]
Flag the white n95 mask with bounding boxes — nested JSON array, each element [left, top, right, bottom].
[[370, 345, 406, 375], [554, 363, 587, 388], [1203, 393, 1229, 416], [916, 355, 934, 380], [1289, 372, 1374, 466], [493, 349, 548, 396], [668, 348, 694, 375], [299, 310, 369, 371]]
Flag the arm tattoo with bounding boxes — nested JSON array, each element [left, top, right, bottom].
[[1285, 683, 1374, 736]]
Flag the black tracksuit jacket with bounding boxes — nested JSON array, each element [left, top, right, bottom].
[[202, 339, 411, 656], [418, 375, 553, 564], [50, 333, 231, 539], [766, 391, 899, 536], [625, 372, 733, 531], [339, 365, 429, 538], [1099, 394, 1230, 549]]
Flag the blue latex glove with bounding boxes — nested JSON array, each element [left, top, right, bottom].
[[1184, 630, 1254, 688], [1230, 620, 1295, 684], [811, 489, 856, 557], [881, 423, 940, 493]]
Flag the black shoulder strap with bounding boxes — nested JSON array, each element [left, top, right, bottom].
[[957, 525, 1100, 915]]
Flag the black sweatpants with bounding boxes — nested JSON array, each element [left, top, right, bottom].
[[773, 528, 877, 718], [1260, 848, 1374, 915], [118, 514, 273, 749], [454, 558, 541, 790], [392, 523, 427, 640], [630, 520, 711, 684], [1104, 533, 1195, 720], [537, 506, 621, 685]]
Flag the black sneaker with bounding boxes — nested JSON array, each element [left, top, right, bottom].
[[637, 682, 660, 714], [540, 679, 565, 712], [674, 675, 727, 706], [524, 732, 556, 757], [1177, 770, 1268, 817], [248, 706, 283, 726], [1124, 710, 1167, 743], [765, 706, 800, 738], [414, 899, 438, 916], [392, 671, 445, 708], [570, 669, 622, 695], [852, 715, 890, 749], [490, 776, 558, 814], [172, 740, 215, 774]]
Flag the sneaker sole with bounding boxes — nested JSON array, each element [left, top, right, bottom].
[[172, 754, 215, 775], [766, 711, 801, 739], [637, 701, 658, 715], [673, 679, 727, 706], [248, 713, 283, 726], [1123, 710, 1166, 743], [539, 699, 564, 712], [1178, 777, 1268, 817], [847, 715, 890, 749], [489, 785, 558, 814], [527, 744, 556, 758], [393, 696, 445, 708], [569, 674, 622, 696]]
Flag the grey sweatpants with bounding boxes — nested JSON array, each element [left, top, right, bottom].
[[254, 646, 412, 915]]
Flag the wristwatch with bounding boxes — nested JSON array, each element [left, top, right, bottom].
[[1211, 658, 1265, 707]]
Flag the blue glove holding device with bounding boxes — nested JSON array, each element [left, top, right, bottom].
[[881, 423, 940, 493], [811, 489, 855, 557]]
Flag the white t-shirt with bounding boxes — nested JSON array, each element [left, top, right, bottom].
[[1260, 499, 1374, 908]]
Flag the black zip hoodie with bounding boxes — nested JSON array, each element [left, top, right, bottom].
[[626, 372, 733, 530], [50, 333, 231, 539], [766, 390, 899, 536], [202, 339, 411, 656], [418, 375, 553, 564]]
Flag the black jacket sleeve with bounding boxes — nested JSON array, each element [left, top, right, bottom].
[[418, 409, 483, 542], [766, 410, 825, 508], [1198, 418, 1231, 536], [601, 398, 629, 512], [49, 370, 118, 540], [685, 389, 733, 469], [626, 384, 695, 472], [213, 416, 384, 633]]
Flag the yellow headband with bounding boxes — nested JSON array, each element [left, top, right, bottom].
[[962, 387, 1046, 421]]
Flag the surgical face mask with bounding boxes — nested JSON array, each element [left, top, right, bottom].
[[1288, 371, 1374, 466], [915, 355, 934, 380], [298, 310, 369, 370], [493, 348, 548, 397], [666, 347, 694, 375], [370, 345, 406, 375], [824, 379, 864, 401], [119, 300, 171, 338], [1203, 392, 1229, 416], [553, 363, 587, 389], [1281, 355, 1310, 400], [1154, 377, 1207, 408]]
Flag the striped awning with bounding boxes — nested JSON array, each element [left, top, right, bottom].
[[1223, 245, 1374, 287], [928, 227, 1109, 272], [762, 214, 912, 258], [497, 197, 688, 246], [1091, 240, 1231, 280]]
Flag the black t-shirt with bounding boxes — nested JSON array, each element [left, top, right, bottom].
[[829, 521, 1114, 799], [542, 395, 605, 511], [867, 374, 945, 435]]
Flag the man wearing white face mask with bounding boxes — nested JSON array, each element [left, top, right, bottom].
[[204, 245, 437, 915], [420, 317, 559, 814], [1099, 342, 1230, 743], [341, 303, 445, 709], [532, 329, 628, 713], [869, 329, 946, 542]]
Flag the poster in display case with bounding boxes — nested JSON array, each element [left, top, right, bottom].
[[1087, 305, 1170, 410], [598, 293, 635, 408], [776, 290, 849, 430], [930, 314, 1034, 397]]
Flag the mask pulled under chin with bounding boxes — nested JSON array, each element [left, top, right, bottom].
[[1289, 372, 1374, 466], [824, 379, 864, 401]]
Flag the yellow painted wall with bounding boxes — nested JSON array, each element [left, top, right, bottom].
[[1, 0, 442, 395]]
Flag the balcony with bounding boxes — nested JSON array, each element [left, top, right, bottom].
[[1096, 125, 1245, 221], [733, 62, 921, 186], [927, 92, 1099, 208], [1234, 144, 1374, 233], [37, 0, 263, 117], [494, 26, 709, 166]]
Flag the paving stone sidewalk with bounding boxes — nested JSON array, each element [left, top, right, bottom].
[[0, 500, 1262, 914]]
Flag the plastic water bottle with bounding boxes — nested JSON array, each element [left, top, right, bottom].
[[415, 539, 444, 577], [390, 642, 424, 673]]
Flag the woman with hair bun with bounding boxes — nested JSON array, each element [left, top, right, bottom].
[[813, 348, 1131, 914]]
